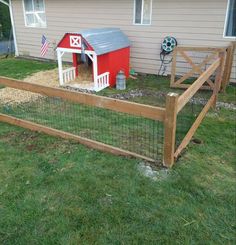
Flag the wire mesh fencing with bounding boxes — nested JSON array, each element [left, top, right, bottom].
[[175, 89, 213, 149], [0, 89, 164, 161]]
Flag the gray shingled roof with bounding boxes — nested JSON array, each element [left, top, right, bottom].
[[72, 28, 130, 55]]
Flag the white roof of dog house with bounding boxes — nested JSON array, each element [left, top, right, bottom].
[[70, 28, 130, 55]]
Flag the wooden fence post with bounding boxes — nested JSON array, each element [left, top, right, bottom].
[[221, 42, 236, 91], [163, 92, 179, 168], [170, 47, 177, 86], [213, 51, 226, 107]]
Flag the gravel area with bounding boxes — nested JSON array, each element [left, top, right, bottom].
[[108, 89, 236, 110], [0, 88, 41, 106], [0, 69, 235, 111], [138, 162, 169, 181], [0, 66, 95, 106], [108, 89, 166, 100], [0, 69, 59, 105], [62, 85, 95, 94]]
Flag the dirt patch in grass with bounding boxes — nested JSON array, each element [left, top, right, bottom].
[[0, 131, 19, 142], [25, 144, 38, 152], [0, 131, 44, 154]]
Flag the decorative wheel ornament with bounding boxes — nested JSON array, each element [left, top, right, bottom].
[[161, 36, 177, 54]]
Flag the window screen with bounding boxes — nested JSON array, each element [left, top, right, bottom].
[[23, 0, 46, 28], [225, 0, 236, 37], [134, 0, 152, 25]]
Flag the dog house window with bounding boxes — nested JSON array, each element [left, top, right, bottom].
[[134, 0, 152, 25], [23, 0, 46, 28], [224, 0, 236, 37]]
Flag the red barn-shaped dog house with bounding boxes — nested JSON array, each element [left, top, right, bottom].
[[56, 28, 130, 91]]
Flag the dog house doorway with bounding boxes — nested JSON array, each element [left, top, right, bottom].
[[72, 52, 94, 90], [57, 48, 99, 91]]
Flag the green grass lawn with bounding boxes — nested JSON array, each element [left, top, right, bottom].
[[0, 58, 235, 244], [0, 57, 56, 80], [1, 98, 164, 160]]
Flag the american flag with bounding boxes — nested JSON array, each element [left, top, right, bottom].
[[41, 35, 49, 57]]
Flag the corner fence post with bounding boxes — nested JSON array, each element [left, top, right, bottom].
[[213, 51, 226, 108], [221, 42, 235, 91], [163, 93, 179, 168]]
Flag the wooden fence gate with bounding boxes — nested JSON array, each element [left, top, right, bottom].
[[170, 42, 235, 91]]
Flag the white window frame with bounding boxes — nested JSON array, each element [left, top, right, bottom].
[[133, 0, 152, 25], [22, 0, 47, 28], [223, 0, 236, 39]]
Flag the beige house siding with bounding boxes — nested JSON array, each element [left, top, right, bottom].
[[12, 0, 236, 83]]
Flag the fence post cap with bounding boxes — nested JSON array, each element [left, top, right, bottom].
[[167, 92, 179, 97]]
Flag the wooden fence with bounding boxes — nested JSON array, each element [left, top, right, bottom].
[[170, 55, 225, 166], [0, 48, 225, 167], [170, 42, 235, 91], [221, 42, 236, 91], [0, 77, 166, 164]]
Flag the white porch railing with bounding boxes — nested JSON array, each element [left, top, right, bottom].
[[62, 67, 76, 84], [95, 72, 110, 92]]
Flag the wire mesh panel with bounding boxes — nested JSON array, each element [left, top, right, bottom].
[[175, 90, 213, 148], [0, 89, 164, 161]]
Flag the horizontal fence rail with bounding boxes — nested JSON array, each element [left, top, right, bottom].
[[174, 94, 215, 158], [0, 77, 166, 121], [177, 58, 220, 113]]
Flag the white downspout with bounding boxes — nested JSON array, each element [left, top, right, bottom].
[[0, 0, 19, 56], [9, 0, 18, 56]]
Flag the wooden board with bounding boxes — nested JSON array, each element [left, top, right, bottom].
[[178, 50, 215, 89], [0, 113, 156, 163], [170, 46, 227, 90], [174, 94, 215, 158], [221, 42, 236, 91], [170, 84, 212, 91], [176, 47, 226, 52], [213, 51, 226, 107], [0, 77, 166, 122], [177, 58, 220, 113], [170, 47, 177, 86], [163, 93, 178, 168]]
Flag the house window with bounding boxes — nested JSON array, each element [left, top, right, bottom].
[[224, 0, 236, 37], [23, 0, 46, 28], [134, 0, 152, 25]]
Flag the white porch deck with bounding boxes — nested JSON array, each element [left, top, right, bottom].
[[61, 67, 109, 92], [57, 47, 110, 92]]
